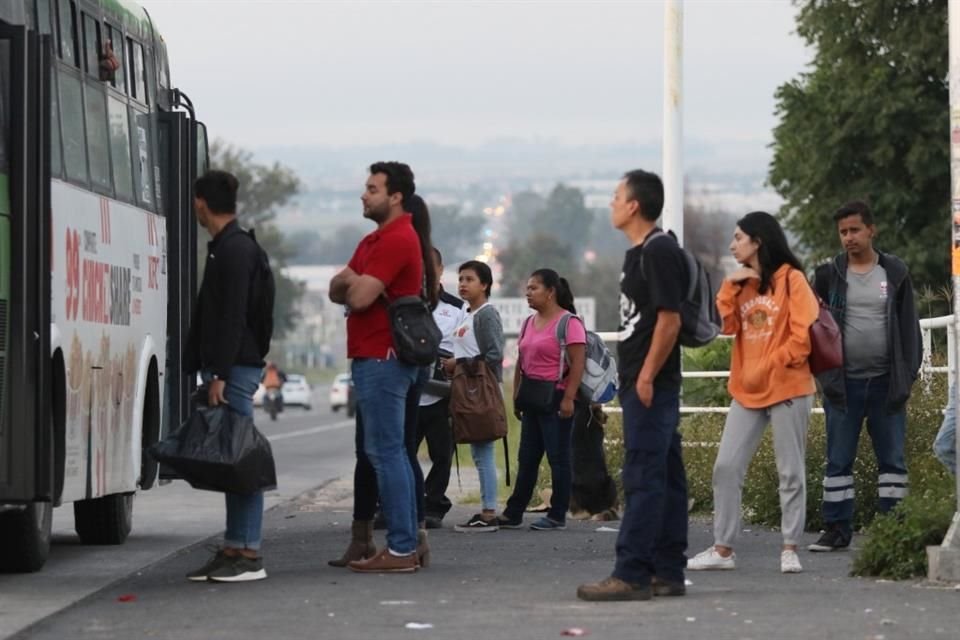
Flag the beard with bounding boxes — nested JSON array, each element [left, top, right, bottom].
[[363, 202, 389, 224]]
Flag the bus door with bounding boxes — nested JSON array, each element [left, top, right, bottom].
[[157, 110, 197, 481], [0, 23, 52, 503]]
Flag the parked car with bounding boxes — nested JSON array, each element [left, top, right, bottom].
[[282, 374, 313, 410], [330, 373, 355, 416]]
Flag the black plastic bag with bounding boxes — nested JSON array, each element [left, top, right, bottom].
[[149, 405, 277, 494]]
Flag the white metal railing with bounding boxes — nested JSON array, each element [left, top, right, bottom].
[[594, 314, 956, 416]]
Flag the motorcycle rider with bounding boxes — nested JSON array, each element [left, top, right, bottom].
[[262, 362, 287, 419]]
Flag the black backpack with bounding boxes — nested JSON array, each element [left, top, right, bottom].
[[246, 229, 275, 358]]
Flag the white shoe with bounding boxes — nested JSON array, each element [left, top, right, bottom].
[[686, 546, 736, 571], [780, 549, 803, 573]]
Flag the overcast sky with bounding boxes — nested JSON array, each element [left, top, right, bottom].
[[142, 0, 811, 152]]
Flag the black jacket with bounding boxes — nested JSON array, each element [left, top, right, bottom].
[[812, 251, 922, 413], [184, 220, 265, 378]]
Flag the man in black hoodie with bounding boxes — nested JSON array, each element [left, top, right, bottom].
[[183, 170, 273, 581], [809, 201, 922, 552]]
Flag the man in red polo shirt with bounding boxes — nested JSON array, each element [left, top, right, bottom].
[[329, 162, 424, 573]]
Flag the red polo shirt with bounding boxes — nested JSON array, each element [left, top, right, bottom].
[[346, 214, 423, 359]]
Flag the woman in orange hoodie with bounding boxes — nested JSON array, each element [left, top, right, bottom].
[[687, 211, 818, 575]]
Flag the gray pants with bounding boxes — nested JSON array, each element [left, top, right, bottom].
[[712, 395, 813, 547]]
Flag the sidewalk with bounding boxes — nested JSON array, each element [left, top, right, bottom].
[[18, 479, 960, 640]]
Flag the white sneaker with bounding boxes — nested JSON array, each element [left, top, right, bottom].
[[780, 549, 803, 574], [686, 546, 736, 571]]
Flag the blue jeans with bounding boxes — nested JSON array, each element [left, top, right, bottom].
[[503, 390, 575, 524], [351, 357, 420, 555], [934, 383, 957, 475], [353, 365, 429, 523], [613, 386, 687, 586], [201, 366, 265, 551], [822, 375, 908, 535], [471, 441, 498, 511]]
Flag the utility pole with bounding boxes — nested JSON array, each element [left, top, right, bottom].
[[662, 0, 684, 244], [929, 0, 960, 583]]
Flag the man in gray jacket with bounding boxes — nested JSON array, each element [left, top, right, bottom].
[[809, 201, 922, 552]]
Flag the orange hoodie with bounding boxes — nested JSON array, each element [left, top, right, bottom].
[[716, 264, 818, 409]]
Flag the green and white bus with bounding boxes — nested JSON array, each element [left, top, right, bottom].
[[0, 0, 205, 572]]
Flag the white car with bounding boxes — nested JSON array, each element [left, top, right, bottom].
[[282, 374, 313, 409], [330, 373, 354, 414]]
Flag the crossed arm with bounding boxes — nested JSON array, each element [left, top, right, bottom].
[[328, 267, 386, 311]]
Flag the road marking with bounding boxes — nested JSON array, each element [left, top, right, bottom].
[[267, 419, 355, 442]]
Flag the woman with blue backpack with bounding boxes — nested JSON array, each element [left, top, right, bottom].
[[497, 269, 587, 531]]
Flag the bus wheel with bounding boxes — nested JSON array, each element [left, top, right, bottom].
[[0, 501, 53, 572], [73, 492, 134, 545]]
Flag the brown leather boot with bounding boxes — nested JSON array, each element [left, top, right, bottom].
[[328, 520, 377, 568], [348, 548, 418, 573], [417, 527, 430, 568]]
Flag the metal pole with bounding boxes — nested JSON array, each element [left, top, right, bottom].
[[929, 0, 960, 583], [662, 0, 684, 245]]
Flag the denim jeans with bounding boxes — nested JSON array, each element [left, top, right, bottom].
[[351, 357, 420, 554], [613, 385, 687, 586], [503, 390, 575, 524], [822, 375, 908, 535], [201, 366, 264, 551], [471, 441, 498, 511], [353, 366, 429, 523], [934, 383, 957, 475]]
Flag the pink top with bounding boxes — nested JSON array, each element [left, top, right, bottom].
[[518, 313, 586, 389]]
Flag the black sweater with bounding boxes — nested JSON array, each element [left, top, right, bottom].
[[184, 220, 265, 378]]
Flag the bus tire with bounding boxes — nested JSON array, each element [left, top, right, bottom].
[[138, 360, 160, 490], [0, 501, 53, 572], [73, 492, 134, 545]]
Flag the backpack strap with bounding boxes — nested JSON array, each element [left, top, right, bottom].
[[555, 312, 574, 383], [517, 315, 534, 374], [637, 229, 669, 281]]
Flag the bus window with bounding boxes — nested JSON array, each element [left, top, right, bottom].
[[84, 87, 110, 191], [56, 0, 78, 67], [107, 97, 133, 201], [58, 71, 87, 183], [82, 14, 100, 77], [128, 39, 147, 105], [106, 24, 126, 94], [50, 77, 62, 178], [37, 0, 53, 35], [131, 109, 153, 207]]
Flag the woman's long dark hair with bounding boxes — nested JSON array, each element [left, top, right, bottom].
[[736, 211, 804, 294], [406, 194, 438, 307], [531, 268, 577, 314]]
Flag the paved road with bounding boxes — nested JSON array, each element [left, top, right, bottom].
[[0, 388, 356, 640], [12, 495, 960, 640]]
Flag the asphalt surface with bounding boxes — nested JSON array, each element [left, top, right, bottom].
[[12, 477, 960, 640], [0, 389, 357, 639]]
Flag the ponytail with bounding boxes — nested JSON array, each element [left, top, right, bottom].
[[406, 194, 438, 308], [530, 268, 577, 315]]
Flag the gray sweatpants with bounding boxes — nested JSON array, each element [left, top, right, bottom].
[[712, 395, 813, 547]]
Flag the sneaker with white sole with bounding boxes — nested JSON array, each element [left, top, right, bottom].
[[780, 549, 803, 573], [686, 546, 736, 571], [454, 513, 500, 532], [208, 555, 267, 582]]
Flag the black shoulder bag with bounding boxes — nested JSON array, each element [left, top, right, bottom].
[[386, 276, 442, 366]]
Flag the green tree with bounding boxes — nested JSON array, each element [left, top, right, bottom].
[[429, 204, 486, 262], [534, 184, 593, 258], [497, 234, 577, 296], [769, 0, 949, 287], [210, 140, 304, 338]]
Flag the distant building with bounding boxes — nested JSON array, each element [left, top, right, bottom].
[[281, 265, 349, 370]]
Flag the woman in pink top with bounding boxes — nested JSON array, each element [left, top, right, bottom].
[[497, 269, 586, 530]]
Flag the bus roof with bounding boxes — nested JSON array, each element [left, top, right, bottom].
[[0, 1, 158, 44]]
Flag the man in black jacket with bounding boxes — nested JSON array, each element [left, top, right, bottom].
[[183, 170, 273, 582], [809, 201, 922, 552]]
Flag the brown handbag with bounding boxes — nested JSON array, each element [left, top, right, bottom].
[[786, 272, 843, 375], [449, 357, 508, 444]]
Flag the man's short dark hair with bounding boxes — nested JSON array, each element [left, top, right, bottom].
[[834, 200, 874, 226], [193, 170, 239, 214], [370, 161, 415, 202], [622, 169, 664, 222], [432, 247, 442, 264]]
